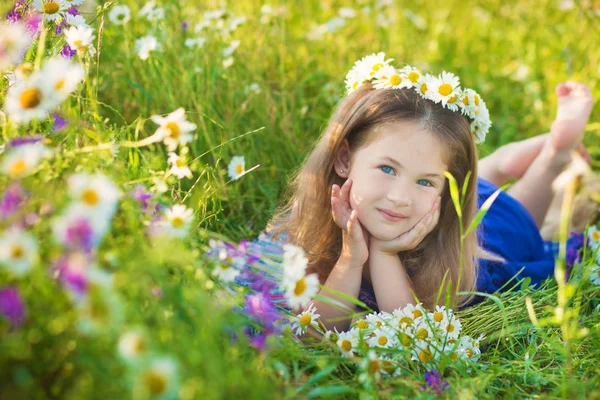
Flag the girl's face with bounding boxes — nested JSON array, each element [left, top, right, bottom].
[[340, 121, 448, 241]]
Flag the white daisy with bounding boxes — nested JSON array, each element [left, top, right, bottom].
[[162, 204, 194, 238], [338, 7, 357, 18], [589, 264, 600, 286], [400, 65, 423, 87], [365, 312, 387, 329], [336, 328, 360, 357], [167, 152, 192, 179], [344, 67, 368, 94], [367, 326, 398, 348], [284, 273, 320, 309], [354, 52, 393, 80], [0, 22, 32, 71], [402, 302, 426, 321], [426, 71, 461, 109], [139, 1, 165, 21], [68, 173, 120, 216], [415, 73, 434, 98], [40, 57, 85, 102], [118, 330, 148, 361], [439, 312, 462, 339], [204, 9, 226, 20], [324, 328, 340, 343], [184, 37, 206, 49], [412, 339, 435, 363], [4, 74, 57, 123], [150, 108, 196, 151], [458, 335, 481, 361], [2, 142, 52, 178], [211, 257, 242, 283], [64, 26, 97, 57], [353, 318, 370, 330], [228, 15, 246, 32], [430, 305, 451, 326], [65, 14, 89, 29], [358, 351, 383, 383], [392, 307, 417, 330], [62, 0, 85, 6], [372, 65, 411, 90], [282, 243, 308, 285], [227, 156, 245, 181], [33, 0, 68, 22], [136, 357, 179, 399], [471, 100, 491, 144], [223, 40, 240, 57], [459, 88, 482, 117], [194, 20, 211, 32], [0, 229, 38, 275], [135, 35, 161, 60], [291, 303, 320, 335], [52, 203, 112, 250], [588, 226, 600, 248], [108, 5, 131, 25], [5, 63, 35, 88]]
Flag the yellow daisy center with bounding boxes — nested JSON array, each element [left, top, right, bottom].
[[235, 164, 244, 175], [328, 332, 338, 342], [377, 336, 388, 346], [166, 122, 180, 139], [465, 348, 474, 358], [175, 159, 185, 167], [352, 81, 359, 90], [398, 316, 412, 327], [55, 79, 65, 91], [448, 94, 458, 103], [433, 312, 443, 322], [462, 95, 469, 105], [16, 63, 34, 76], [373, 63, 383, 71], [401, 334, 411, 346], [44, 2, 60, 14], [390, 74, 401, 86], [413, 310, 423, 319], [10, 159, 26, 176], [382, 360, 396, 374], [446, 324, 455, 333], [341, 339, 352, 352], [81, 189, 100, 206], [416, 328, 429, 340], [420, 83, 428, 95], [375, 321, 382, 327], [356, 320, 368, 329], [591, 231, 599, 241], [596, 270, 600, 277], [299, 313, 312, 327], [407, 71, 420, 83], [171, 216, 185, 228], [447, 339, 457, 345], [438, 83, 453, 96], [294, 277, 306, 296], [144, 371, 168, 396], [219, 263, 230, 270], [73, 39, 83, 47], [450, 353, 458, 361], [11, 245, 24, 259], [474, 95, 480, 106], [418, 349, 432, 362], [19, 88, 43, 109], [134, 337, 146, 354]]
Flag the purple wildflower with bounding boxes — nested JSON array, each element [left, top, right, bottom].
[[67, 6, 78, 16], [55, 19, 67, 35], [566, 232, 587, 281], [6, 1, 26, 23], [0, 286, 26, 328], [131, 185, 153, 210], [24, 13, 41, 35], [60, 44, 76, 59], [182, 21, 189, 31], [9, 134, 43, 147], [0, 183, 27, 219], [52, 253, 88, 297], [244, 292, 279, 328], [65, 217, 95, 252], [421, 370, 449, 395], [53, 113, 68, 132]]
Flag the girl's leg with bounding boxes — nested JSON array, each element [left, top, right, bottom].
[[505, 83, 594, 228]]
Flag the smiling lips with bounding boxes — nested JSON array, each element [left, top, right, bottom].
[[377, 208, 407, 222]]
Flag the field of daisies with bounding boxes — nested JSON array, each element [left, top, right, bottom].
[[1, 0, 600, 399]]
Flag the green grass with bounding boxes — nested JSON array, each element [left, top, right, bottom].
[[1, 0, 600, 398]]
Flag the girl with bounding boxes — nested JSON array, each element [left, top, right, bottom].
[[267, 54, 594, 332]]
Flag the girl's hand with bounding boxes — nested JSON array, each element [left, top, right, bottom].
[[331, 180, 369, 268], [370, 197, 441, 256]]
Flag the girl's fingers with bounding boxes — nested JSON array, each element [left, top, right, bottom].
[[340, 179, 352, 203]]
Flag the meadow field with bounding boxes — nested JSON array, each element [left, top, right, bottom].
[[1, 0, 600, 398]]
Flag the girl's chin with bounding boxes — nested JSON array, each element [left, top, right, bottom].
[[365, 225, 410, 241]]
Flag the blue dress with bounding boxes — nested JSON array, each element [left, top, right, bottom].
[[357, 177, 565, 311]]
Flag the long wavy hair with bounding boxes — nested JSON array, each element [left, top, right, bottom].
[[268, 84, 480, 309]]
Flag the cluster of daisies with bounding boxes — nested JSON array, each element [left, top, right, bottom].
[[293, 302, 484, 380], [585, 225, 600, 286], [344, 52, 492, 143]]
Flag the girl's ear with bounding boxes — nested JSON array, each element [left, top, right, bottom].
[[334, 140, 351, 178]]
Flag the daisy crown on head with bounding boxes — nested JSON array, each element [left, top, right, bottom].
[[344, 52, 492, 143]]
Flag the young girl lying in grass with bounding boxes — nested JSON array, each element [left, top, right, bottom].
[[267, 53, 595, 332]]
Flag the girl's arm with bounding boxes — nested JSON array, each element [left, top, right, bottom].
[[311, 255, 364, 332], [369, 252, 414, 313]]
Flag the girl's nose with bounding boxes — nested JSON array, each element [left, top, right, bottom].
[[386, 185, 412, 206]]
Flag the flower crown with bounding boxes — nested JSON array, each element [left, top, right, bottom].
[[344, 52, 492, 143]]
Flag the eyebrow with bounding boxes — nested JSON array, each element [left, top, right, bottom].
[[380, 156, 444, 179]]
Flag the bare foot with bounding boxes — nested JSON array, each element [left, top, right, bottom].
[[550, 82, 594, 152]]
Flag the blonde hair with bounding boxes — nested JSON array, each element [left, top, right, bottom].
[[268, 84, 480, 309]]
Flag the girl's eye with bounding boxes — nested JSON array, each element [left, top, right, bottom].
[[379, 165, 394, 175], [417, 179, 433, 187]]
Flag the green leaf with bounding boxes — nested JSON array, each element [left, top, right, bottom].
[[444, 171, 462, 218], [461, 170, 472, 202], [463, 188, 502, 238], [307, 385, 354, 398], [520, 277, 532, 291]]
